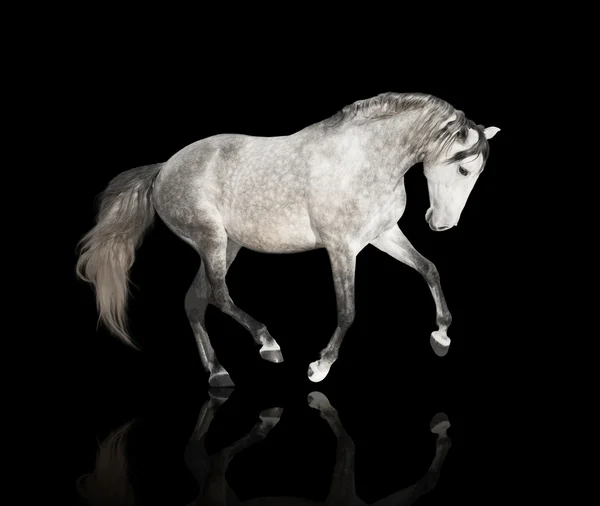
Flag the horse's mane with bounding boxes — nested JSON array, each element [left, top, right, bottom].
[[326, 92, 490, 164]]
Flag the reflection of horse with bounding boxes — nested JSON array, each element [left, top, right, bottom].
[[76, 91, 500, 386], [75, 390, 452, 505], [76, 420, 136, 506], [188, 390, 452, 506]]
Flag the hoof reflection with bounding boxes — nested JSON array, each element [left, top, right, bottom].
[[76, 391, 452, 505]]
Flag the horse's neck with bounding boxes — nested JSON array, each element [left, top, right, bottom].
[[314, 110, 426, 168], [358, 113, 424, 181]]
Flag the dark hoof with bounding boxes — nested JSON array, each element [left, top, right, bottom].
[[257, 407, 283, 433], [209, 372, 235, 387], [430, 412, 450, 434], [307, 391, 330, 410], [259, 407, 283, 422], [430, 335, 450, 357], [260, 348, 284, 363]]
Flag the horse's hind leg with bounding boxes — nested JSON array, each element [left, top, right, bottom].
[[186, 239, 243, 387], [190, 216, 283, 367], [184, 390, 233, 501], [186, 264, 233, 387]]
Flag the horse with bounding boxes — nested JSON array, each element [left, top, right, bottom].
[[76, 91, 500, 386], [76, 390, 452, 506]]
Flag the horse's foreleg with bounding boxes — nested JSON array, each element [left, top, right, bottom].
[[307, 392, 363, 506], [308, 245, 357, 382], [199, 226, 284, 365], [370, 225, 452, 355], [199, 407, 283, 506], [370, 414, 452, 506], [185, 240, 241, 387]]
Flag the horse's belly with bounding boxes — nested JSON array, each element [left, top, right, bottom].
[[225, 212, 320, 253]]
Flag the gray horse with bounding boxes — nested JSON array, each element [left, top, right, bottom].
[[76, 92, 500, 386]]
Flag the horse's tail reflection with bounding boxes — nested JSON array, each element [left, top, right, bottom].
[[76, 420, 136, 506]]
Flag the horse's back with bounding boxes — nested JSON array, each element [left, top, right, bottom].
[[154, 132, 295, 202], [152, 133, 248, 228], [152, 132, 324, 253], [154, 133, 249, 197]]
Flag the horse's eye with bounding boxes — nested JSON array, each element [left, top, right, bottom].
[[458, 166, 469, 176]]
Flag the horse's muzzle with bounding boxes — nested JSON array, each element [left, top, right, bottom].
[[426, 208, 453, 231], [429, 222, 452, 231]]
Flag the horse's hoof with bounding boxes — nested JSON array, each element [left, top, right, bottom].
[[430, 331, 450, 357], [307, 391, 331, 410], [307, 361, 329, 382], [255, 407, 283, 435], [259, 407, 283, 425], [430, 412, 450, 435], [260, 348, 284, 363], [208, 387, 234, 403], [209, 371, 235, 387]]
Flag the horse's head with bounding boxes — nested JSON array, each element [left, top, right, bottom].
[[423, 118, 500, 231]]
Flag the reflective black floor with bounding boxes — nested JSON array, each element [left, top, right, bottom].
[[76, 398, 456, 505], [75, 364, 472, 506], [73, 237, 512, 505]]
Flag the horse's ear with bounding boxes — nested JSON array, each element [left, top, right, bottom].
[[484, 126, 500, 139]]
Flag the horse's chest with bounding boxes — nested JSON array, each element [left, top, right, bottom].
[[361, 192, 406, 239], [322, 183, 407, 243], [388, 186, 408, 221]]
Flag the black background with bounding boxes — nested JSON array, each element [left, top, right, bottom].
[[71, 37, 527, 504]]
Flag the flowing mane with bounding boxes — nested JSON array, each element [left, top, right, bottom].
[[326, 91, 490, 163]]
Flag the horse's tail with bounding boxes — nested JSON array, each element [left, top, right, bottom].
[[76, 163, 163, 350], [76, 420, 136, 506]]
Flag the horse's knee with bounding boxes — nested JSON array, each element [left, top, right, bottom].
[[209, 287, 232, 312], [424, 261, 440, 282], [185, 290, 208, 319], [339, 310, 355, 329]]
